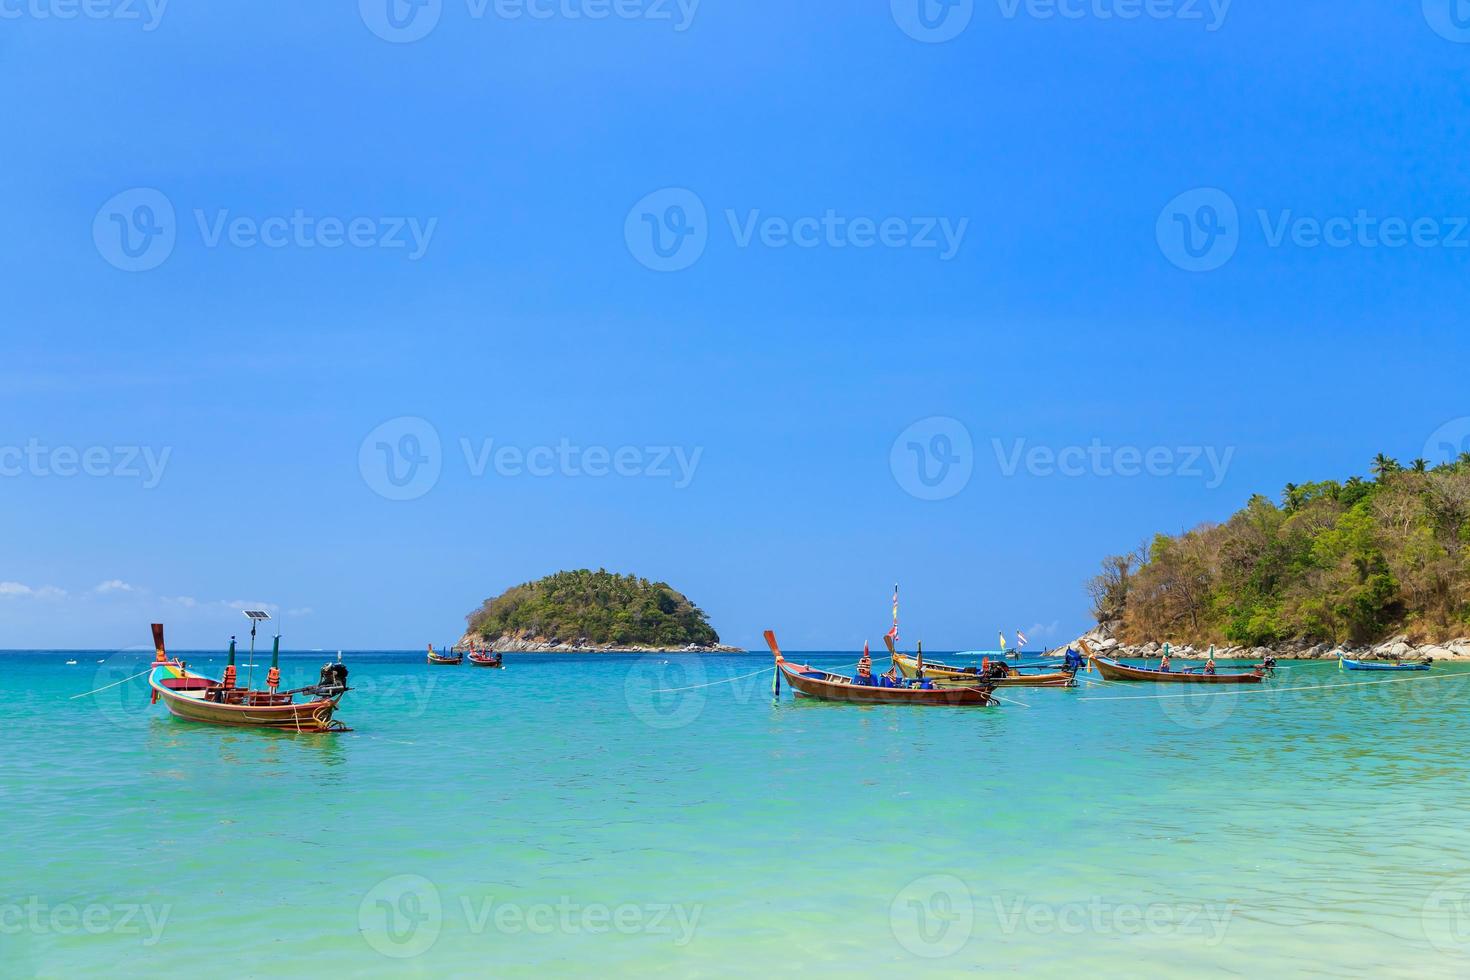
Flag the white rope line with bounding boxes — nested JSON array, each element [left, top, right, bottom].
[[650, 666, 775, 693], [1078, 669, 1468, 702], [69, 665, 156, 700]]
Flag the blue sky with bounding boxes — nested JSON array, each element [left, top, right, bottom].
[[3, 2, 1469, 650]]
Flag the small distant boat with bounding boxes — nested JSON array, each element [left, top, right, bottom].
[[766, 631, 997, 706], [886, 637, 1078, 688], [1339, 655, 1430, 672], [468, 649, 504, 668], [427, 644, 462, 666], [65, 659, 77, 665]]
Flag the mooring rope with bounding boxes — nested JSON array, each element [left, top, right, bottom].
[[1078, 669, 1467, 702], [68, 666, 156, 700], [649, 666, 776, 694]]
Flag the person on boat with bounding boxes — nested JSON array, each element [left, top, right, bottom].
[[855, 643, 875, 686], [1203, 656, 1216, 676], [1159, 653, 1172, 673]]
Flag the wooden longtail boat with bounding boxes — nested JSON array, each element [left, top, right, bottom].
[[885, 637, 1077, 688], [427, 644, 463, 665], [1086, 652, 1265, 685], [1339, 655, 1430, 672], [468, 651, 503, 668], [765, 631, 997, 706], [1080, 640, 1271, 684], [146, 624, 349, 733]]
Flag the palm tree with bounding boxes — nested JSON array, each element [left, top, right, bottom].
[[1371, 453, 1400, 481], [1411, 458, 1429, 473], [1283, 482, 1305, 512]]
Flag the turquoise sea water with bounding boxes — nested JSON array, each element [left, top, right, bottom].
[[6, 650, 1470, 978]]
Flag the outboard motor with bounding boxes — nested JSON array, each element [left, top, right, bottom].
[[312, 661, 350, 695], [1063, 647, 1084, 674]]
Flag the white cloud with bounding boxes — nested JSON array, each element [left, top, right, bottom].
[[227, 600, 279, 614], [0, 582, 66, 599], [287, 607, 315, 617], [163, 596, 199, 608], [95, 579, 135, 594]]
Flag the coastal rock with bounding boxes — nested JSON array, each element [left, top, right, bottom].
[[456, 628, 742, 654]]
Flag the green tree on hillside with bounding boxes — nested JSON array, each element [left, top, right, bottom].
[[466, 569, 719, 647], [1100, 455, 1470, 646]]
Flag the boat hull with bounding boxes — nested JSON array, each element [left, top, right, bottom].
[[1340, 658, 1430, 672], [468, 656, 503, 668], [891, 651, 1075, 688], [766, 631, 995, 706], [427, 655, 463, 665], [1090, 655, 1265, 684]]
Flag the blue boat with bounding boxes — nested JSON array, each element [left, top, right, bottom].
[[1338, 655, 1431, 672]]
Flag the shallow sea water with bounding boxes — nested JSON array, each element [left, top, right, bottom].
[[5, 650, 1470, 978]]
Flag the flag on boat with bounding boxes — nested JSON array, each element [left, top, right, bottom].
[[998, 631, 1007, 651], [886, 584, 899, 641], [1017, 630, 1028, 648]]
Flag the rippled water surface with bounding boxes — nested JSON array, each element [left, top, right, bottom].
[[6, 651, 1470, 977]]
